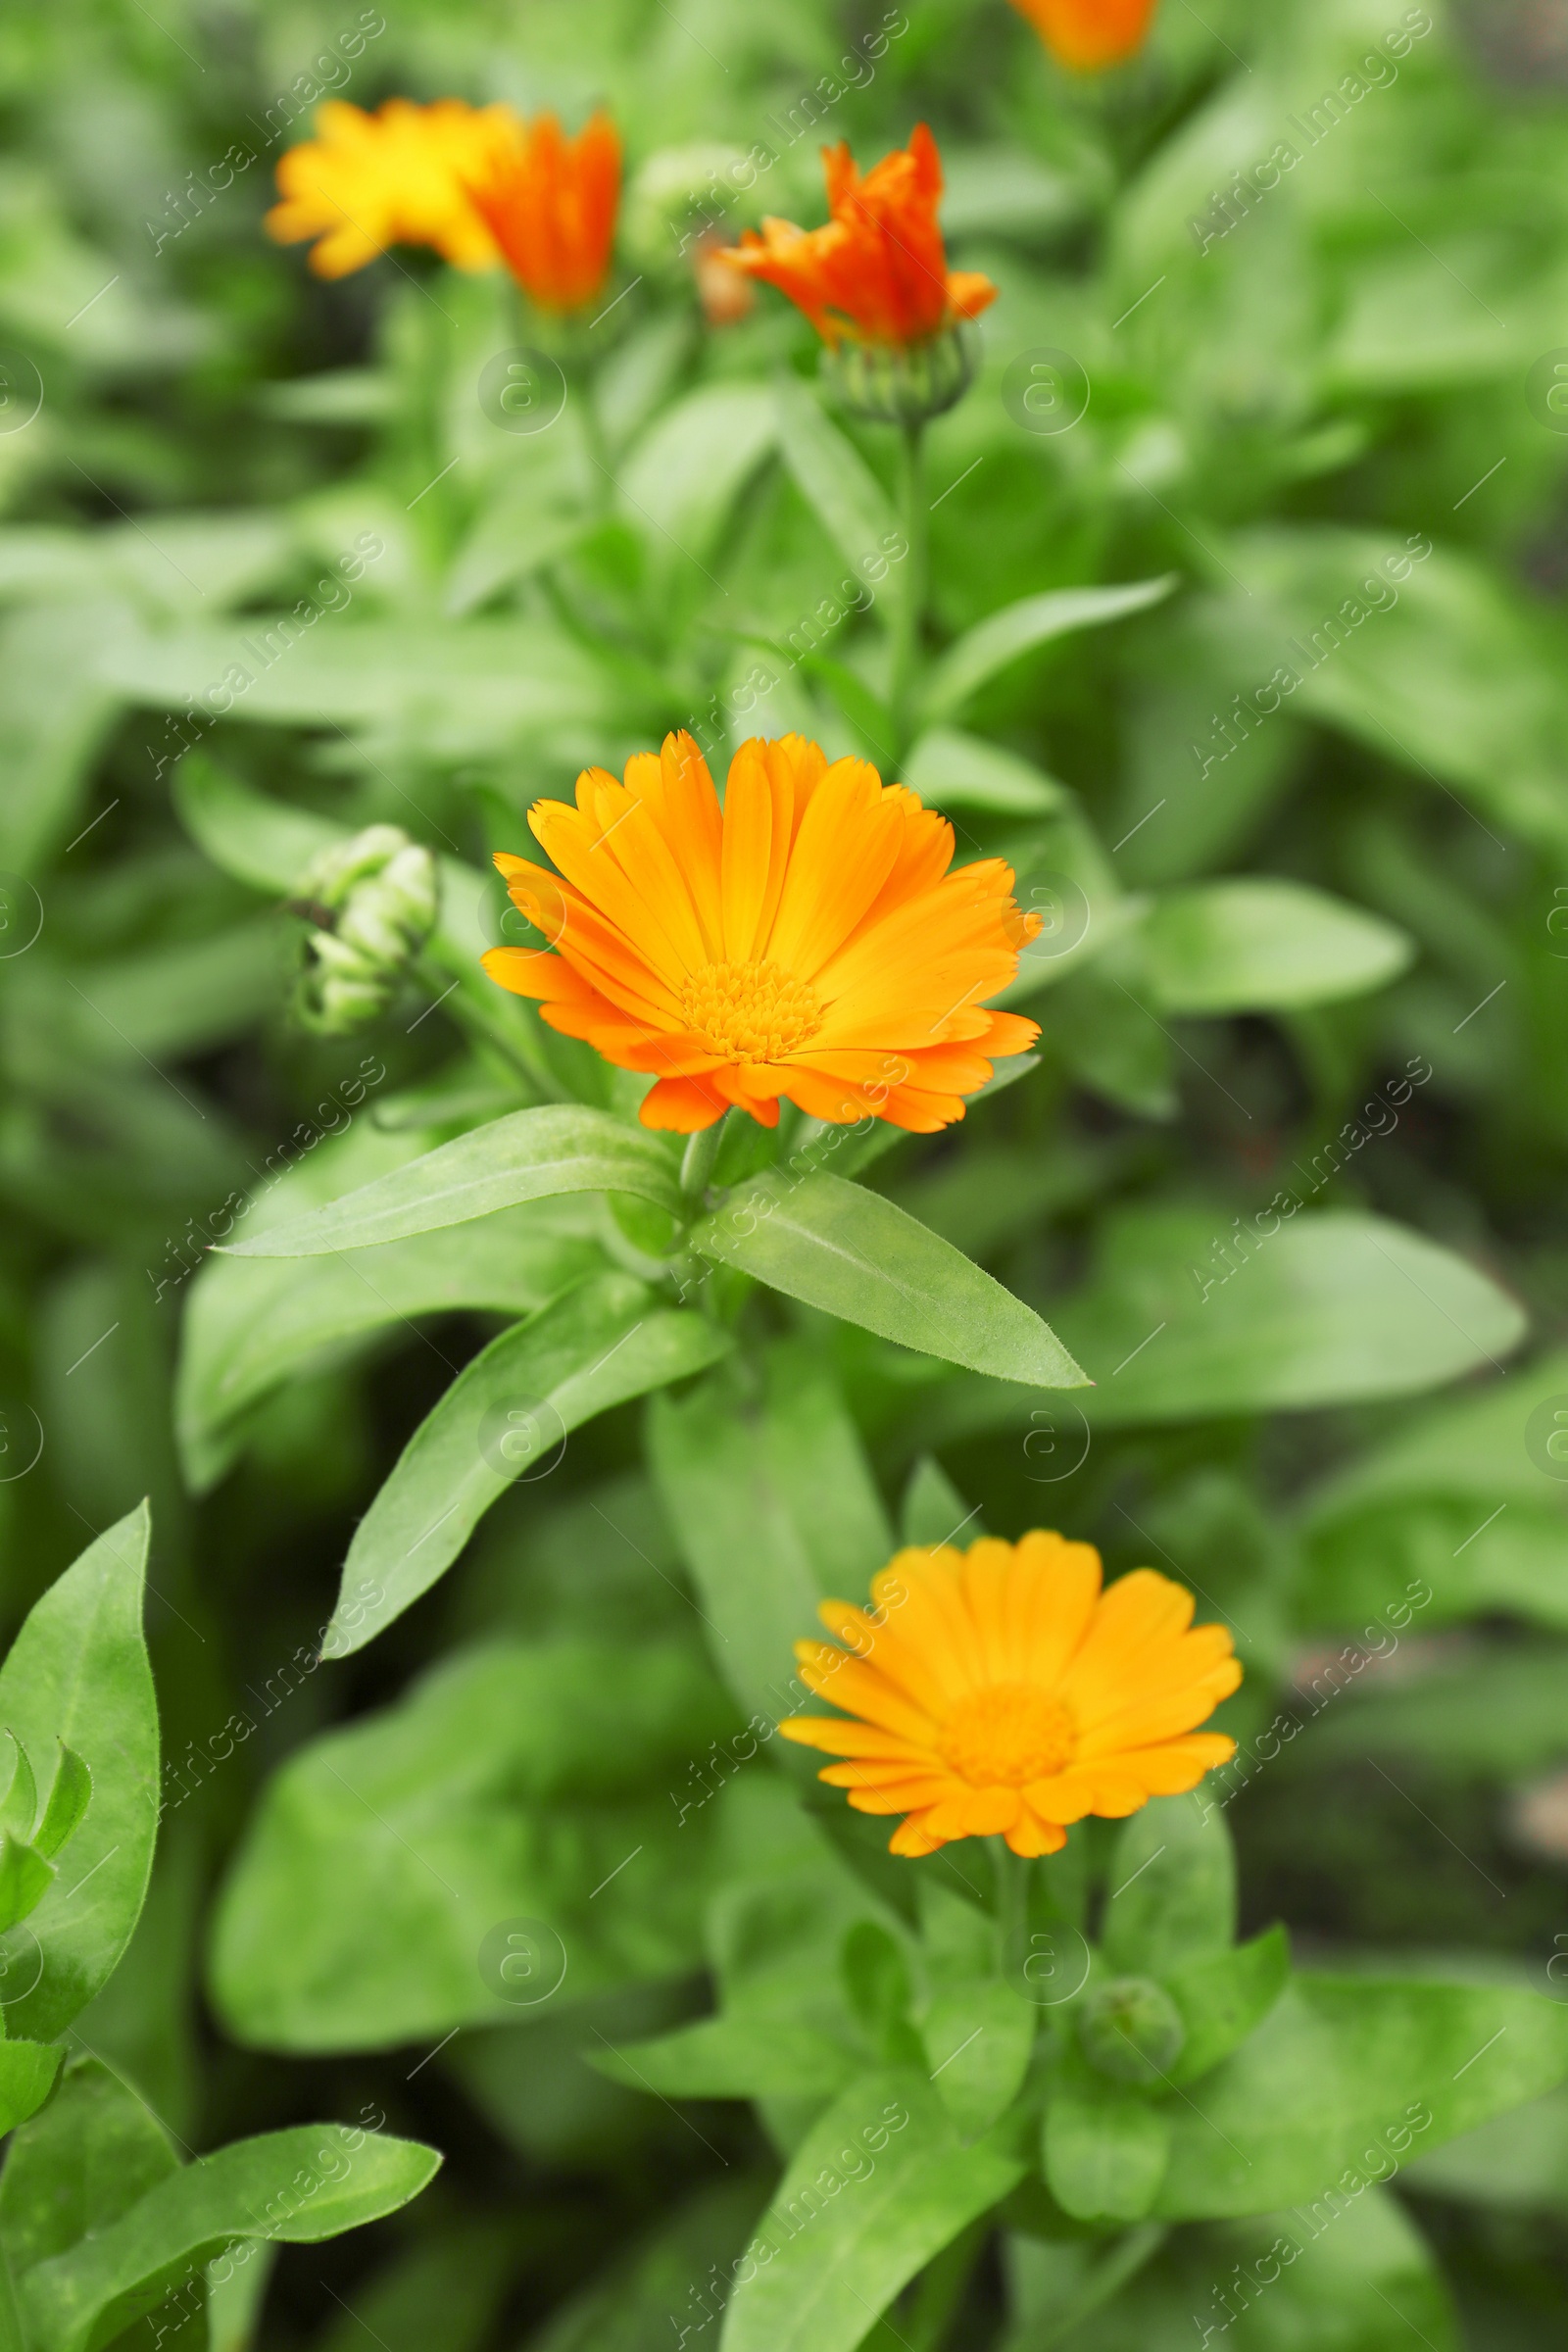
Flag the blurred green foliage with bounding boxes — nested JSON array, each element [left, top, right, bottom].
[[4, 0, 1568, 2343]]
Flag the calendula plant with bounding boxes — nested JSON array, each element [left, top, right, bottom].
[[4, 0, 1568, 2342], [0, 1508, 437, 2350]]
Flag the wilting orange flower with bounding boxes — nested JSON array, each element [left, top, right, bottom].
[[780, 1534, 1240, 1857], [1007, 0, 1158, 71], [482, 732, 1041, 1135], [266, 98, 514, 277], [721, 124, 995, 347], [466, 111, 621, 314]]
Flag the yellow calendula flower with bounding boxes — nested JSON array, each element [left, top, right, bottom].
[[780, 1532, 1240, 1857], [266, 97, 515, 277]]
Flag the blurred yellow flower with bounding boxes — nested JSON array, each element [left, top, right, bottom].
[[780, 1532, 1239, 1856], [266, 97, 514, 277]]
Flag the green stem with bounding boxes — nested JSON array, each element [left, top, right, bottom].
[[428, 962, 560, 1102], [890, 418, 928, 759], [679, 1114, 727, 1206], [990, 1833, 1031, 1981]]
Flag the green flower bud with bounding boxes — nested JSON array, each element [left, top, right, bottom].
[[290, 824, 439, 1036], [820, 322, 980, 426], [1076, 1976, 1185, 2085]]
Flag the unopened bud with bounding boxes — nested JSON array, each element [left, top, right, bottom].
[[1077, 1976, 1185, 2084], [821, 321, 979, 425], [289, 825, 438, 1035]]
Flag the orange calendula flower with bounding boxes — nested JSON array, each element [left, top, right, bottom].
[[466, 111, 622, 314], [780, 1533, 1240, 1857], [721, 123, 995, 348], [266, 98, 515, 277], [1007, 0, 1158, 71], [482, 731, 1041, 1135]]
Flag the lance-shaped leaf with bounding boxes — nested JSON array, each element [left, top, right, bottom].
[[1153, 1976, 1568, 2220], [920, 577, 1176, 725], [1140, 877, 1413, 1013], [323, 1275, 730, 1657], [721, 2069, 1022, 2352], [177, 1203, 603, 1490], [593, 2017, 858, 2101], [689, 1172, 1088, 1389], [0, 1503, 157, 2041], [0, 2044, 64, 2141], [774, 375, 901, 582], [33, 1750, 92, 1864], [222, 1107, 681, 1258], [649, 1342, 894, 1725], [19, 2126, 440, 2352], [0, 2056, 178, 2276]]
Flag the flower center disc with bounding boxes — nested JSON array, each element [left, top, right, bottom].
[[939, 1684, 1076, 1788], [680, 958, 822, 1061]]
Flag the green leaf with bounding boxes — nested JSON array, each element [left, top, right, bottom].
[[720, 2070, 1023, 2352], [0, 2045, 64, 2140], [1225, 526, 1568, 855], [209, 1637, 737, 2050], [323, 1274, 730, 1657], [106, 616, 611, 761], [619, 381, 776, 593], [899, 1456, 980, 1550], [0, 1504, 157, 2041], [691, 1172, 1088, 1389], [1404, 2082, 1568, 2214], [649, 1343, 895, 1725], [1044, 2060, 1172, 2225], [32, 1750, 91, 1866], [903, 729, 1065, 816], [19, 2126, 439, 2352], [1050, 2184, 1459, 2351], [1031, 1208, 1525, 1428], [0, 1743, 37, 1847], [222, 1107, 681, 1258], [172, 753, 339, 897], [0, 2056, 178, 2276], [1297, 1348, 1568, 1632], [530, 2182, 763, 2352], [177, 1204, 603, 1492], [1154, 1977, 1568, 2220], [920, 579, 1177, 726], [593, 2017, 855, 2101], [1163, 1928, 1291, 2086], [1140, 880, 1414, 1013], [922, 1981, 1035, 2139], [0, 1842, 54, 1936], [1102, 1796, 1236, 1979], [774, 376, 899, 582]]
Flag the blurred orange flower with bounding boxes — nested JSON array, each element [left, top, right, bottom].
[[1007, 0, 1158, 71], [720, 124, 995, 348], [482, 731, 1040, 1135], [466, 111, 622, 314], [781, 1534, 1240, 1857], [266, 97, 514, 277]]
